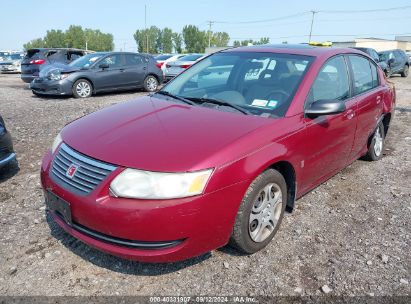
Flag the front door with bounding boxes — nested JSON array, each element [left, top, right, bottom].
[[301, 55, 357, 191], [93, 54, 125, 91]]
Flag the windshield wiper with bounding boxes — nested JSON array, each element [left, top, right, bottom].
[[185, 97, 250, 115], [154, 91, 197, 106]]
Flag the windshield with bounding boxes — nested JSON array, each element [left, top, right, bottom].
[[69, 53, 105, 68], [162, 52, 313, 117], [4, 54, 22, 60]]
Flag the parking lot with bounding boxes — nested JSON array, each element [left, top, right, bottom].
[[0, 73, 410, 296]]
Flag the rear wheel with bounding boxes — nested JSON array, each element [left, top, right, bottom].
[[72, 79, 92, 98], [143, 75, 159, 92], [401, 65, 409, 77], [364, 122, 385, 161], [229, 169, 286, 254]]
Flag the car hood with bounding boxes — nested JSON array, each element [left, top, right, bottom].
[[39, 63, 81, 77], [61, 96, 274, 172]]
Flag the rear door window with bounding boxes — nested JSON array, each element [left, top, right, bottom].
[[349, 55, 374, 95], [125, 54, 144, 66]]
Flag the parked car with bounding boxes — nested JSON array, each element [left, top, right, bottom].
[[21, 48, 88, 83], [350, 47, 388, 75], [164, 53, 205, 81], [41, 45, 395, 263], [0, 115, 16, 170], [154, 54, 185, 75], [30, 52, 163, 98], [378, 49, 409, 77], [0, 53, 24, 73]]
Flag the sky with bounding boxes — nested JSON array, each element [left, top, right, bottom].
[[1, 0, 411, 51]]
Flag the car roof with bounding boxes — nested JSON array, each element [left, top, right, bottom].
[[222, 44, 366, 58], [27, 48, 88, 52]]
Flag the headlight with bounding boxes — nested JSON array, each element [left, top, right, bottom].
[[110, 168, 213, 199], [48, 69, 69, 81], [51, 132, 62, 154]]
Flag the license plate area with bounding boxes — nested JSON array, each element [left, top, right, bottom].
[[45, 191, 72, 225]]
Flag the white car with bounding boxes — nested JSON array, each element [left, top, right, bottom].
[[154, 54, 185, 75], [164, 53, 205, 81], [0, 53, 24, 73]]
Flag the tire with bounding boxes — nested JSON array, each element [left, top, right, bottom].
[[229, 169, 287, 254], [143, 75, 159, 92], [401, 65, 409, 77], [72, 79, 92, 98], [364, 122, 385, 161]]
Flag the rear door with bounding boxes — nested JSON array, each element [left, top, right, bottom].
[[302, 55, 357, 189], [347, 55, 384, 160], [92, 54, 125, 91], [121, 54, 147, 87]]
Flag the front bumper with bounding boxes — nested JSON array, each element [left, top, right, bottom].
[[30, 78, 73, 96], [41, 150, 248, 262], [0, 131, 16, 169]]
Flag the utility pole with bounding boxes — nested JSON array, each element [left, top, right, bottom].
[[308, 10, 318, 43], [207, 21, 214, 48], [145, 4, 149, 53], [85, 40, 88, 51]]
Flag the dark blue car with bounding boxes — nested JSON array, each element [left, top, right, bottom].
[[0, 115, 16, 170], [30, 52, 163, 98]]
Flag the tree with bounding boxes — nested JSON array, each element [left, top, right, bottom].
[[44, 30, 66, 48], [85, 29, 114, 51], [133, 26, 161, 53], [182, 25, 207, 53], [23, 25, 114, 51], [211, 32, 230, 47], [172, 33, 183, 53], [64, 25, 85, 49], [255, 37, 270, 45], [23, 38, 46, 50], [161, 28, 174, 53]]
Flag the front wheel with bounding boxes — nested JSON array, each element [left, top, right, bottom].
[[143, 75, 159, 92], [72, 79, 92, 98], [229, 169, 287, 254], [401, 65, 409, 77], [364, 122, 385, 161]]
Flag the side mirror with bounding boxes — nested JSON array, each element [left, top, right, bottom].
[[388, 58, 395, 66], [99, 63, 109, 69], [305, 99, 346, 118]]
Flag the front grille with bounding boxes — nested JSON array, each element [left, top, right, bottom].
[[51, 143, 116, 195]]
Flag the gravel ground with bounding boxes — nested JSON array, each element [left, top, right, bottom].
[[0, 73, 410, 297]]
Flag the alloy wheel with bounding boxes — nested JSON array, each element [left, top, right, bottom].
[[373, 127, 383, 157], [76, 81, 91, 98], [146, 77, 158, 91]]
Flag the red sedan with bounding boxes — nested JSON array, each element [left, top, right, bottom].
[[41, 45, 395, 262]]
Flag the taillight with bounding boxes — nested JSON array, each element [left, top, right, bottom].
[[30, 59, 45, 65], [180, 64, 192, 69], [156, 62, 164, 69]]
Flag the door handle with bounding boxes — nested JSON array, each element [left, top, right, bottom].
[[344, 110, 355, 120], [119, 68, 125, 72], [376, 96, 381, 104]]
